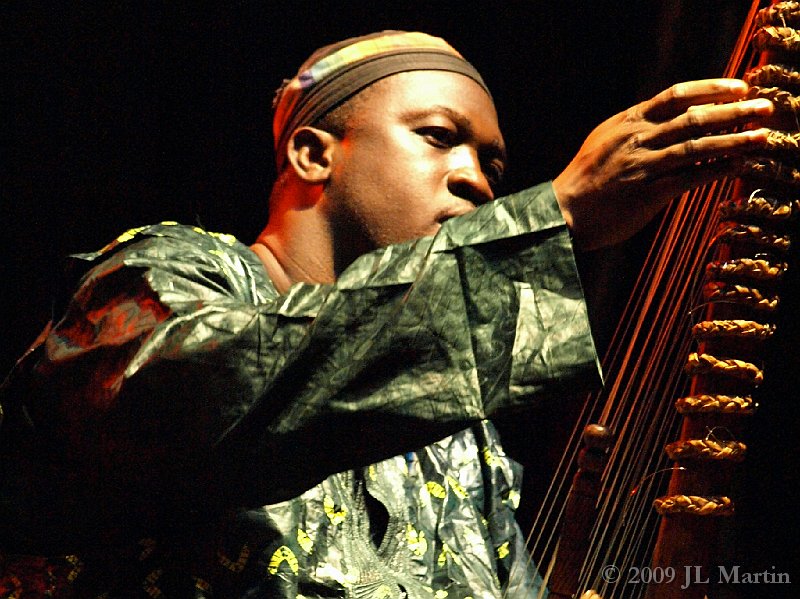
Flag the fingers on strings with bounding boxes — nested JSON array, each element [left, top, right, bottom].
[[630, 80, 774, 182], [645, 128, 770, 175], [637, 79, 750, 122], [643, 99, 774, 148]]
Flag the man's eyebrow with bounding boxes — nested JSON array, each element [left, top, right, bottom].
[[404, 105, 507, 164]]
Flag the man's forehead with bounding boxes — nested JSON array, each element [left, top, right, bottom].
[[363, 71, 504, 149]]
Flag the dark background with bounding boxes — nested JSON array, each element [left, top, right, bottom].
[[4, 2, 796, 596]]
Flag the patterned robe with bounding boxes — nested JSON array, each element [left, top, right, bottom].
[[0, 183, 600, 597]]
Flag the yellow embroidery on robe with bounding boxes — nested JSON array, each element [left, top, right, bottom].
[[437, 544, 450, 567], [496, 541, 510, 559], [426, 480, 446, 499], [207, 230, 237, 245], [324, 495, 348, 525], [116, 226, 147, 244], [268, 546, 299, 575], [446, 475, 468, 499], [297, 528, 314, 553], [406, 523, 428, 556], [481, 446, 495, 466], [505, 489, 521, 509]]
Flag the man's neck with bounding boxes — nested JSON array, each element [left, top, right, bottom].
[[249, 240, 295, 294], [251, 209, 338, 294]]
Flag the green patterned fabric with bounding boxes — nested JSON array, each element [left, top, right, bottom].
[[0, 182, 600, 597]]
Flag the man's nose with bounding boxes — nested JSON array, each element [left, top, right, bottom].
[[446, 150, 494, 205]]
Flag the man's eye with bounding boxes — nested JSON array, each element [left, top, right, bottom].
[[418, 127, 456, 148], [484, 161, 505, 188]]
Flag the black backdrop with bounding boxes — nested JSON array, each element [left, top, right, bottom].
[[5, 2, 796, 596]]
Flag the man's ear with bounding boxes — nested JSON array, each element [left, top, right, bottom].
[[285, 126, 338, 184]]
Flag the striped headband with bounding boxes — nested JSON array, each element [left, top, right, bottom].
[[272, 30, 491, 171]]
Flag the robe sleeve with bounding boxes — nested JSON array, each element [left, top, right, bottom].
[[1, 182, 600, 550]]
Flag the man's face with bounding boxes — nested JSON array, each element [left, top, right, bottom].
[[323, 70, 506, 259]]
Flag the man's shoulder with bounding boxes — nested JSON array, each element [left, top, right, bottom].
[[65, 222, 274, 304], [74, 221, 246, 261]]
